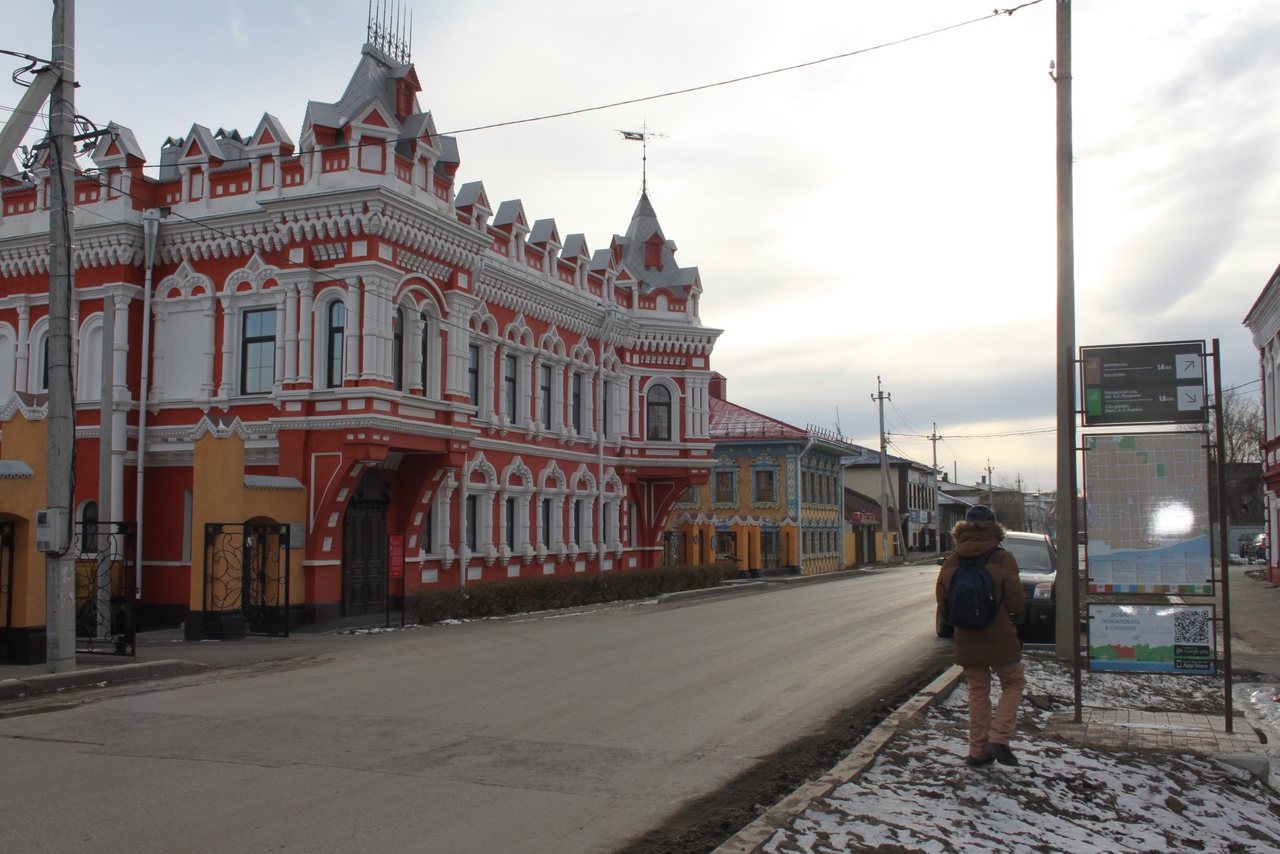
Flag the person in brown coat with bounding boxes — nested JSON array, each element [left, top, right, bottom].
[[936, 504, 1026, 767]]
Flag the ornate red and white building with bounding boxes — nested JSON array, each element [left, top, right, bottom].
[[0, 34, 719, 659], [1245, 261, 1280, 583]]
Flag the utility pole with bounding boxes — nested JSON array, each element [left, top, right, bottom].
[[872, 378, 891, 561], [928, 423, 942, 556], [985, 460, 994, 505], [1053, 0, 1080, 666], [45, 0, 77, 672]]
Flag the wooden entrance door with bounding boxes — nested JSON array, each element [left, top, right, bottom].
[[342, 470, 390, 616]]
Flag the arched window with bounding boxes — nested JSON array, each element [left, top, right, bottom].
[[39, 336, 50, 392], [326, 300, 345, 388], [392, 307, 405, 391], [80, 500, 99, 553], [646, 385, 672, 441]]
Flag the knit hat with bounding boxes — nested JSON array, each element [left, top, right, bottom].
[[966, 504, 997, 523]]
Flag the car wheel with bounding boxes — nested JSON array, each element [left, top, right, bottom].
[[936, 605, 954, 638]]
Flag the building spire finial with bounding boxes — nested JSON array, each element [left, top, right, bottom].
[[616, 122, 667, 197], [367, 0, 413, 64]]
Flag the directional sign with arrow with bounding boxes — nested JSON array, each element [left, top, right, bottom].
[[1080, 341, 1207, 426]]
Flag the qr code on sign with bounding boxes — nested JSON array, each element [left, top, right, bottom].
[[1173, 609, 1211, 645]]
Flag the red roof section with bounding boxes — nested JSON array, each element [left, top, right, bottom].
[[709, 397, 807, 441]]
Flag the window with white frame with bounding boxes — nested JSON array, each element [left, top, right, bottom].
[[539, 362, 554, 428], [571, 371, 584, 433], [504, 353, 519, 422], [240, 308, 276, 395], [602, 379, 612, 439], [418, 309, 438, 397], [325, 300, 345, 389], [541, 496, 553, 549], [78, 317, 103, 402], [467, 343, 481, 407], [79, 499, 99, 554], [646, 384, 672, 441], [505, 496, 517, 549], [0, 325, 15, 401], [35, 333, 49, 393], [392, 307, 406, 391], [465, 494, 478, 551]]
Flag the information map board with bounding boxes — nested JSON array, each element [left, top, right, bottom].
[[1082, 433, 1212, 595]]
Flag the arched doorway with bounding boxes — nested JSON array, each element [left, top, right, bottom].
[[342, 469, 390, 616]]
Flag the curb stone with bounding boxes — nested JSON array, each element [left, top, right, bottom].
[[0, 659, 208, 700], [711, 664, 965, 854]]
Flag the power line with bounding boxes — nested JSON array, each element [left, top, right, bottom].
[[895, 426, 1057, 440], [442, 3, 1044, 136], [1, 2, 1044, 171]]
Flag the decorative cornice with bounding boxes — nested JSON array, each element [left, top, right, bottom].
[[0, 391, 48, 423]]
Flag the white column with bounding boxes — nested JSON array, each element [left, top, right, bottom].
[[361, 277, 379, 382], [344, 284, 360, 383], [217, 295, 235, 398], [15, 305, 29, 393], [283, 283, 298, 384], [273, 288, 287, 390], [200, 296, 217, 401], [297, 282, 314, 387]]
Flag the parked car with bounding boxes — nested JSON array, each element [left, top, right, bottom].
[[935, 531, 1058, 642]]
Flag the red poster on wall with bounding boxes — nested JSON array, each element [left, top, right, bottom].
[[388, 533, 405, 579]]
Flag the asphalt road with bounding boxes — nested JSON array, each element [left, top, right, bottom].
[[0, 563, 948, 853]]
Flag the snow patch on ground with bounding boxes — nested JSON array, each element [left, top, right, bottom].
[[763, 651, 1280, 854]]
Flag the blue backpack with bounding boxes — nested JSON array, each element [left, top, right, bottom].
[[946, 546, 1001, 630]]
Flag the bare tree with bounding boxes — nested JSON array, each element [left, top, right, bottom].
[[1179, 387, 1262, 464], [991, 483, 1027, 531], [1212, 387, 1263, 465]]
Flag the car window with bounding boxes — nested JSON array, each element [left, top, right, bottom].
[[1003, 538, 1053, 571]]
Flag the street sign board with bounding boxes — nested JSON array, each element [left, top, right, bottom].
[[1088, 604, 1216, 674], [1080, 341, 1206, 426]]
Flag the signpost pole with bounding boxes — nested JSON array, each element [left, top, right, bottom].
[[1211, 339, 1233, 733]]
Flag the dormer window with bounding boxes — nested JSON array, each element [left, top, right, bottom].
[[396, 82, 413, 120], [644, 233, 664, 271]]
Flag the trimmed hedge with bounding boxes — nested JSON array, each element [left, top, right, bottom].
[[406, 564, 734, 625]]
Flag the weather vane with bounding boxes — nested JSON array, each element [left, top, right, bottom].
[[615, 123, 667, 195]]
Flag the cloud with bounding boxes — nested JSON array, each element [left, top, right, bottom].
[[229, 14, 249, 48], [1084, 3, 1280, 315]]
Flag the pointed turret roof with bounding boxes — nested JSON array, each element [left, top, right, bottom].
[[615, 191, 697, 294], [303, 42, 424, 142]]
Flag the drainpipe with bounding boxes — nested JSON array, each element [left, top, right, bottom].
[[459, 467, 468, 592], [135, 208, 162, 598], [796, 435, 816, 573]]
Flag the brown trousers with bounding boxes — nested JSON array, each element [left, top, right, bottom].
[[963, 662, 1025, 758]]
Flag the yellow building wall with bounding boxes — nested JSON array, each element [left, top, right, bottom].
[[0, 407, 49, 630], [190, 430, 306, 612]]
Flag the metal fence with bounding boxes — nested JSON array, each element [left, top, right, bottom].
[[74, 521, 136, 657], [203, 523, 291, 637], [0, 522, 13, 661]]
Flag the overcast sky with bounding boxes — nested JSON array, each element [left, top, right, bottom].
[[4, 0, 1278, 492]]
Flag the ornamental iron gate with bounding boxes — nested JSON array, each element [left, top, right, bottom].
[[0, 523, 13, 661], [74, 521, 136, 657], [204, 523, 291, 637]]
